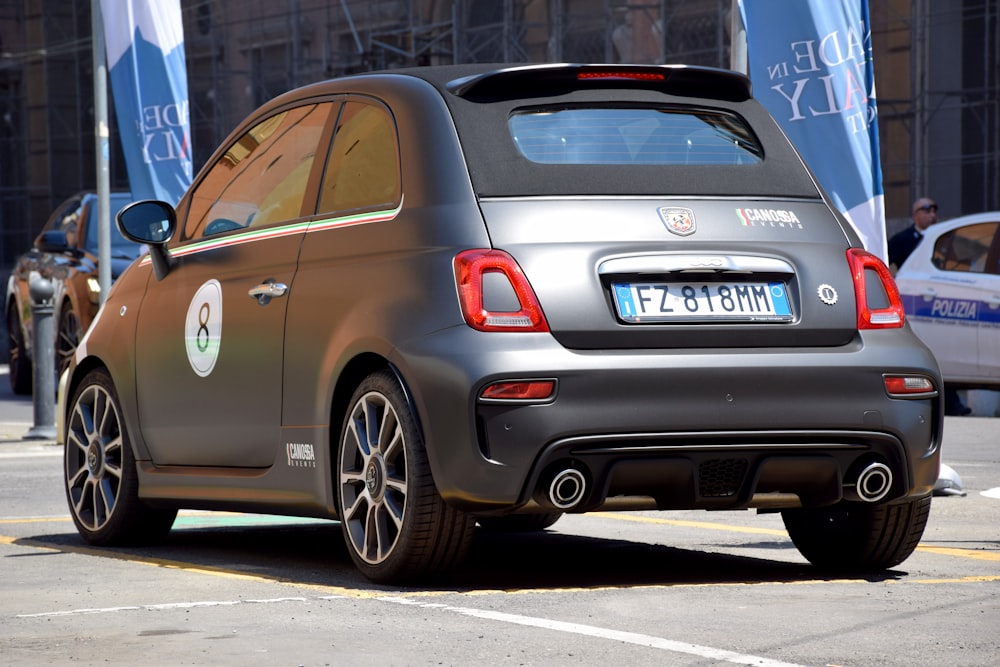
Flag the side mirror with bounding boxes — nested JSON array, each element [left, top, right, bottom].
[[116, 200, 177, 280]]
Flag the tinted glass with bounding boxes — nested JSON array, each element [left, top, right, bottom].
[[185, 103, 329, 239], [931, 222, 999, 273], [318, 100, 400, 215], [509, 107, 763, 165]]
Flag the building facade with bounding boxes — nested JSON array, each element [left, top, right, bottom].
[[1, 0, 997, 281]]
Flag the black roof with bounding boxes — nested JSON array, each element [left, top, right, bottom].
[[248, 63, 823, 200], [393, 63, 821, 199]]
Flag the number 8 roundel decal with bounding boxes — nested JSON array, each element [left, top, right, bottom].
[[185, 279, 223, 377]]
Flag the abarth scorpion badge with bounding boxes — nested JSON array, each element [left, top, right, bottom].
[[658, 207, 696, 236]]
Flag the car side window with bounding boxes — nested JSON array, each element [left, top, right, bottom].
[[184, 103, 330, 240], [931, 222, 999, 273], [56, 204, 84, 248], [318, 100, 400, 215]]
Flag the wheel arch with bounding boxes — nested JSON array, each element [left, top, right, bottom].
[[62, 356, 146, 463], [328, 353, 420, 451]]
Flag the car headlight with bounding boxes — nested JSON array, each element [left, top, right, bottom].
[[87, 276, 101, 303]]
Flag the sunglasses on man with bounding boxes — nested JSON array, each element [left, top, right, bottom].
[[916, 204, 938, 213]]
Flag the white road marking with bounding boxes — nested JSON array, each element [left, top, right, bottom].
[[982, 487, 1000, 499], [0, 450, 62, 459], [16, 597, 309, 618], [17, 593, 807, 666], [378, 596, 807, 667]]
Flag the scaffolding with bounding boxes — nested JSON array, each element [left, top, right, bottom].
[[0, 0, 998, 277]]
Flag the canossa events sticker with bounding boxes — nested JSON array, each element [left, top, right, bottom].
[[185, 279, 223, 377]]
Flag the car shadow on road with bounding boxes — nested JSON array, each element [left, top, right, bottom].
[[20, 520, 908, 593]]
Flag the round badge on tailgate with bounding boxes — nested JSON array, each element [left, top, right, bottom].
[[185, 279, 223, 377], [657, 206, 696, 236], [817, 283, 839, 305]]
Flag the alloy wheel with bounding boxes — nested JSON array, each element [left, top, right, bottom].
[[339, 389, 408, 565], [65, 380, 124, 533]]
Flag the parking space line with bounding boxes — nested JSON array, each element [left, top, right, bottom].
[[913, 546, 1000, 562], [377, 596, 808, 667], [15, 590, 808, 667], [596, 511, 1000, 562], [596, 511, 788, 535]]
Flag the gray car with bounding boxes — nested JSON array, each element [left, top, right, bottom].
[[62, 63, 943, 584]]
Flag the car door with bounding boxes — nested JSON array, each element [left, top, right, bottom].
[[133, 101, 336, 467], [978, 228, 1000, 380], [901, 220, 1000, 382]]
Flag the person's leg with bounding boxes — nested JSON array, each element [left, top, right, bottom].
[[944, 387, 972, 416]]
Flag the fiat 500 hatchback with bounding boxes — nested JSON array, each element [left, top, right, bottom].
[[63, 64, 943, 584]]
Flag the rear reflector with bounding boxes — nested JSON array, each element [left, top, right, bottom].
[[480, 380, 556, 401], [846, 248, 905, 329], [884, 375, 937, 397], [454, 249, 549, 332]]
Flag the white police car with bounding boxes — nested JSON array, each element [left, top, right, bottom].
[[894, 211, 1000, 389]]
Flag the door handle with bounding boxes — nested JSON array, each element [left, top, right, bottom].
[[248, 281, 288, 306]]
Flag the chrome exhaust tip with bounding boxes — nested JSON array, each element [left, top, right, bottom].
[[546, 468, 587, 510], [854, 461, 893, 503]]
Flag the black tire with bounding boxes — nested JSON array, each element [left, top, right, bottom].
[[56, 302, 83, 381], [336, 369, 474, 584], [477, 513, 563, 533], [64, 368, 176, 545], [7, 304, 32, 395], [781, 496, 931, 571]]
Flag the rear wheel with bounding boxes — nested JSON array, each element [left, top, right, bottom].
[[6, 304, 32, 395], [477, 513, 563, 532], [64, 368, 176, 545], [337, 370, 474, 584], [782, 496, 931, 571]]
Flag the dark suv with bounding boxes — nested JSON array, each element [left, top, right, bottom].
[[62, 64, 942, 584]]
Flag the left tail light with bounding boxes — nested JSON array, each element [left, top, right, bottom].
[[846, 248, 904, 329], [454, 249, 549, 332]]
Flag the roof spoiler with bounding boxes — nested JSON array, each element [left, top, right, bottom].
[[447, 63, 752, 102]]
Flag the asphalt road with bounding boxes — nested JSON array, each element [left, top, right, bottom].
[[0, 365, 37, 436], [1, 367, 997, 666]]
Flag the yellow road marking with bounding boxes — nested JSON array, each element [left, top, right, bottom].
[[2, 511, 997, 585], [595, 512, 788, 535], [913, 546, 1000, 562]]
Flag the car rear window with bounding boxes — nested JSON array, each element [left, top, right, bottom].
[[509, 108, 763, 166]]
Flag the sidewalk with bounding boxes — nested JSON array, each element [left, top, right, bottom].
[[1, 364, 59, 446], [0, 421, 59, 447]]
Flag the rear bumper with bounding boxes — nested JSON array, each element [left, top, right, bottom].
[[390, 326, 943, 513]]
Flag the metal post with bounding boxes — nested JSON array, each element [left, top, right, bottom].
[[25, 277, 57, 441], [92, 0, 112, 306]]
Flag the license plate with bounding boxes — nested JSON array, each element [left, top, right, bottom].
[[612, 281, 793, 322]]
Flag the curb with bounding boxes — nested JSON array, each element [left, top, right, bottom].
[[0, 422, 59, 446]]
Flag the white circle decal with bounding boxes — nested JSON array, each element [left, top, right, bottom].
[[185, 279, 222, 377]]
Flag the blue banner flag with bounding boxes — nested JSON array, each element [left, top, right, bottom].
[[739, 0, 886, 259], [101, 0, 192, 204]]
